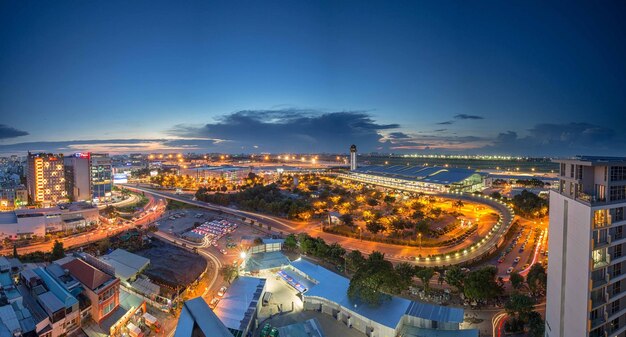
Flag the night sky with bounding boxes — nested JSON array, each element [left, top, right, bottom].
[[1, 1, 625, 156]]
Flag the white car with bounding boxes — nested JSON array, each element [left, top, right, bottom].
[[514, 256, 520, 263], [217, 286, 227, 297], [507, 267, 514, 274]]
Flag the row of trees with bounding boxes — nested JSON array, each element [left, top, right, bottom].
[[196, 184, 314, 220]]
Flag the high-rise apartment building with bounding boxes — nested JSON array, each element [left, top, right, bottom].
[[546, 156, 626, 337], [27, 152, 68, 207], [90, 153, 112, 202]]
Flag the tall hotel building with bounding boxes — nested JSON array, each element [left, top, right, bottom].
[[546, 156, 626, 337], [27, 152, 68, 207], [64, 153, 113, 202]]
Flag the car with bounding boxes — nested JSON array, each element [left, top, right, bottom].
[[209, 297, 220, 308], [498, 258, 505, 263], [507, 267, 514, 274], [217, 286, 227, 297], [523, 263, 530, 269], [514, 256, 520, 263], [220, 249, 227, 255]]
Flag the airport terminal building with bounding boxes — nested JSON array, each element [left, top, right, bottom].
[[339, 165, 484, 193]]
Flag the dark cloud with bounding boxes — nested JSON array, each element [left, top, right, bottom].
[[0, 138, 222, 154], [484, 122, 626, 156], [169, 109, 399, 153], [433, 129, 447, 132], [0, 124, 28, 139], [386, 132, 411, 139], [436, 121, 454, 125], [454, 114, 484, 120]]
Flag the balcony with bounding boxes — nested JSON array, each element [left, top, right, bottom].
[[594, 254, 611, 270], [594, 234, 612, 250], [593, 273, 610, 289]]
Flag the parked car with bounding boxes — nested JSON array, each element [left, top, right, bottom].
[[514, 256, 520, 263], [217, 286, 227, 297], [507, 267, 514, 274]]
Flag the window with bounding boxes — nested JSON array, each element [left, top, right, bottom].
[[570, 164, 575, 178], [611, 166, 626, 182], [614, 245, 623, 259], [611, 300, 620, 314], [614, 263, 622, 277], [610, 186, 626, 202], [576, 165, 583, 180], [103, 302, 115, 316], [613, 207, 625, 222], [613, 281, 621, 295]]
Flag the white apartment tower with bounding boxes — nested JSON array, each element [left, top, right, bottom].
[[546, 156, 626, 337], [350, 144, 357, 171]]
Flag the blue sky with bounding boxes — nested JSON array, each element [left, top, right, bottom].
[[1, 1, 625, 155]]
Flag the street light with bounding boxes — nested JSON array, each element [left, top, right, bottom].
[[239, 251, 247, 259]]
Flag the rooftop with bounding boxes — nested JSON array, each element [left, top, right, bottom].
[[276, 318, 326, 337], [214, 276, 266, 333], [352, 165, 479, 185], [99, 249, 149, 280], [61, 258, 113, 291], [174, 297, 232, 337], [290, 259, 466, 329]]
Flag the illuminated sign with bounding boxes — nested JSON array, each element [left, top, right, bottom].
[[74, 152, 91, 159], [113, 173, 128, 184]]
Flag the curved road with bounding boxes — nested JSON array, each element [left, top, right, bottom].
[[127, 185, 514, 266]]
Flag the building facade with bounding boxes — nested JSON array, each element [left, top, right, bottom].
[[64, 153, 92, 202], [546, 156, 626, 337], [27, 153, 68, 207], [90, 153, 112, 202], [350, 144, 357, 171]]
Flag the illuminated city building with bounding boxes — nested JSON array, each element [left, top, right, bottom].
[[546, 156, 626, 337], [27, 152, 68, 207], [64, 153, 92, 202], [339, 165, 484, 193], [90, 153, 112, 202]]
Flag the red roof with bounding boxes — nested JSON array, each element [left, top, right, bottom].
[[62, 258, 113, 290]]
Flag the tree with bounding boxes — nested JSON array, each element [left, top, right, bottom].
[[453, 200, 464, 209], [415, 268, 435, 293], [464, 266, 503, 301], [490, 191, 502, 199], [12, 245, 18, 259], [51, 240, 65, 261], [511, 190, 548, 218], [340, 214, 354, 226], [528, 311, 545, 337], [444, 266, 466, 292], [97, 238, 111, 254], [505, 294, 535, 325], [366, 222, 385, 234], [509, 271, 524, 290], [220, 265, 239, 284], [526, 264, 547, 295], [345, 250, 366, 272], [395, 262, 416, 291], [348, 251, 398, 305], [284, 234, 297, 251]]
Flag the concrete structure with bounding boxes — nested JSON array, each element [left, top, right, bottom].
[[546, 156, 626, 337], [59, 258, 120, 324], [26, 153, 68, 207], [284, 259, 476, 337], [214, 276, 266, 337], [276, 318, 326, 337], [350, 144, 357, 171], [174, 297, 232, 337], [340, 165, 484, 193], [64, 153, 92, 202], [0, 202, 99, 240], [98, 249, 150, 282]]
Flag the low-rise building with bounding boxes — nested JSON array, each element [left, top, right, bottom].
[[213, 276, 267, 337], [283, 259, 478, 337], [98, 249, 150, 283], [60, 258, 120, 324], [174, 297, 232, 337], [0, 202, 99, 240]]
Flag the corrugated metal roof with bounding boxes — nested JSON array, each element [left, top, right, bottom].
[[404, 301, 464, 323], [174, 297, 232, 337], [214, 276, 266, 332]]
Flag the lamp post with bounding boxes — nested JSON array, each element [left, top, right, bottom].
[[418, 233, 422, 250]]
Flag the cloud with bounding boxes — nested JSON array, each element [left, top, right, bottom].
[[0, 124, 28, 139], [436, 121, 454, 125], [169, 109, 399, 153], [433, 129, 447, 132], [483, 122, 626, 156], [0, 138, 222, 155], [381, 132, 490, 151], [454, 114, 484, 120]]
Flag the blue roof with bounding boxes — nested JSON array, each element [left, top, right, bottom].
[[32, 267, 78, 309], [174, 297, 232, 337], [289, 259, 464, 330], [352, 165, 478, 185]]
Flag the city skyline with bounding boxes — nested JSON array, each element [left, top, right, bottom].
[[2, 1, 626, 156]]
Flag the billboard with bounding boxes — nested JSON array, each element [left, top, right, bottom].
[[113, 173, 128, 184]]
